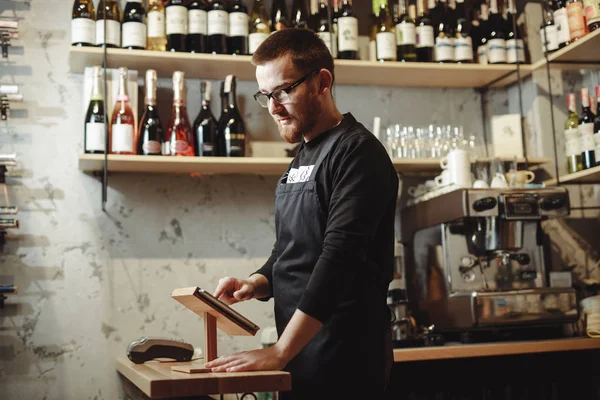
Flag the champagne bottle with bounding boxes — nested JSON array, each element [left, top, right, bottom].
[[477, 2, 489, 64], [216, 81, 230, 157], [147, 0, 167, 51], [96, 0, 121, 48], [218, 75, 246, 157], [110, 67, 136, 155], [565, 93, 583, 174], [193, 81, 218, 157], [165, 71, 195, 157], [84, 66, 106, 154], [229, 0, 249, 55], [594, 85, 600, 166], [395, 0, 417, 62], [375, 0, 396, 62], [540, 1, 559, 54], [505, 0, 525, 64], [271, 0, 290, 31], [454, 0, 473, 63], [166, 0, 188, 52], [487, 0, 506, 64], [122, 0, 147, 50], [579, 88, 596, 169], [249, 0, 271, 54], [137, 70, 164, 156], [291, 0, 310, 28], [71, 0, 96, 47], [317, 0, 334, 55], [337, 0, 358, 60], [208, 0, 229, 54], [553, 0, 571, 48], [188, 0, 208, 53], [415, 0, 434, 62]]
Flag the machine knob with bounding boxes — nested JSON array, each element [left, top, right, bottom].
[[512, 253, 531, 265], [472, 197, 497, 212], [540, 196, 566, 211]]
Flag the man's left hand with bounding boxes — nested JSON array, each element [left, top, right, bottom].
[[204, 345, 288, 372]]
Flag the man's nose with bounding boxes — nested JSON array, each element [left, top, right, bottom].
[[268, 97, 285, 115]]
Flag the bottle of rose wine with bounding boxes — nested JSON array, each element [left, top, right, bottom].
[[122, 0, 147, 50], [193, 81, 218, 156], [137, 70, 164, 156], [249, 0, 271, 54], [147, 0, 167, 51], [96, 0, 121, 48], [165, 71, 195, 157], [84, 66, 106, 154], [110, 67, 136, 155], [72, 0, 96, 47], [166, 0, 188, 52]]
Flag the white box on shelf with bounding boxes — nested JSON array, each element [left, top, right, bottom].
[[490, 114, 524, 159]]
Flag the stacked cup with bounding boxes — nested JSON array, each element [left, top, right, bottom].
[[580, 295, 600, 338], [435, 149, 472, 188]]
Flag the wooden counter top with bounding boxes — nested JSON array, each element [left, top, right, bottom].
[[393, 337, 600, 363], [116, 357, 291, 399]]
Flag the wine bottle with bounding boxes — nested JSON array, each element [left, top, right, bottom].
[[375, 0, 396, 62], [193, 81, 218, 157], [415, 0, 434, 62], [486, 0, 506, 64], [84, 66, 106, 154], [583, 0, 600, 31], [594, 85, 600, 166], [147, 0, 167, 51], [309, 0, 320, 30], [249, 0, 271, 54], [291, 0, 310, 28], [579, 88, 596, 169], [207, 0, 229, 54], [188, 0, 208, 54], [0, 284, 17, 294], [317, 0, 335, 55], [566, 0, 587, 41], [165, 71, 195, 157], [122, 0, 147, 50], [369, 3, 378, 61], [71, 0, 96, 47], [229, 0, 249, 55], [0, 206, 18, 215], [337, 0, 358, 60], [166, 0, 188, 52], [434, 0, 455, 63], [469, 8, 481, 60], [331, 0, 340, 58], [454, 0, 472, 63], [110, 67, 136, 155], [0, 219, 18, 229], [505, 0, 525, 64], [271, 0, 290, 31], [477, 2, 489, 64], [553, 0, 571, 48], [137, 70, 164, 156], [540, 1, 559, 54], [565, 93, 583, 174], [395, 0, 417, 62], [96, 0, 121, 48], [216, 81, 230, 157], [218, 75, 246, 157]]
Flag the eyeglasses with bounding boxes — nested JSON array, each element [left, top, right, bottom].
[[253, 69, 319, 108]]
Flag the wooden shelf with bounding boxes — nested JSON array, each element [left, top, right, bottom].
[[545, 165, 600, 186], [78, 154, 550, 176], [533, 29, 600, 70], [394, 337, 600, 363], [69, 46, 528, 89]]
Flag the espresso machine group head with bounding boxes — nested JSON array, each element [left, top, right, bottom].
[[398, 187, 578, 337]]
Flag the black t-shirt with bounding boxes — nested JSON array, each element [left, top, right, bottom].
[[255, 113, 399, 323]]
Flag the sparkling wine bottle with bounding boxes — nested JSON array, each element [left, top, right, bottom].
[[164, 71, 195, 157], [122, 0, 147, 50], [84, 66, 106, 154], [337, 0, 359, 59], [218, 75, 246, 157], [579, 88, 596, 169], [208, 0, 229, 54], [166, 0, 188, 52], [71, 0, 96, 47], [193, 81, 218, 157], [229, 0, 249, 55], [96, 0, 121, 48], [147, 0, 167, 51], [137, 70, 164, 156], [110, 67, 136, 155], [188, 0, 208, 53], [249, 0, 271, 55], [564, 93, 583, 174]]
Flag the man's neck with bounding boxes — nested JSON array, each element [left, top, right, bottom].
[[304, 108, 344, 142]]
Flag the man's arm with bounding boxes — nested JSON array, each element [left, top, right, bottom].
[[251, 241, 277, 301]]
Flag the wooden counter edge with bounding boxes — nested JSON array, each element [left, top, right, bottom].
[[393, 337, 600, 362]]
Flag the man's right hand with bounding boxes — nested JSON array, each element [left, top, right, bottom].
[[213, 277, 256, 305]]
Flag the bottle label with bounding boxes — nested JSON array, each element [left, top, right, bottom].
[[540, 25, 559, 52], [189, 9, 208, 35], [506, 38, 525, 63], [249, 32, 269, 54], [554, 8, 571, 44], [416, 25, 434, 48], [96, 19, 121, 47], [396, 22, 416, 46], [229, 12, 249, 37], [171, 140, 190, 155], [376, 32, 396, 60], [579, 123, 595, 152], [111, 124, 134, 153], [148, 10, 166, 38], [85, 123, 106, 152], [595, 132, 600, 155], [338, 16, 359, 51], [435, 36, 454, 62], [166, 5, 187, 35], [317, 32, 334, 55], [208, 10, 228, 36], [564, 128, 580, 156], [567, 2, 586, 39], [487, 38, 506, 63], [454, 36, 473, 61], [583, 0, 600, 24], [122, 22, 147, 48], [72, 18, 95, 44], [142, 140, 162, 154], [202, 143, 215, 153], [477, 44, 488, 64]]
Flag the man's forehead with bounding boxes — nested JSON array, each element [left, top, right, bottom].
[[256, 58, 301, 91]]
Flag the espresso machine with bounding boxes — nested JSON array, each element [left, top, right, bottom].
[[398, 187, 579, 342]]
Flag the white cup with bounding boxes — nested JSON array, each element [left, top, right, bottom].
[[440, 149, 472, 188], [491, 173, 509, 188], [435, 170, 449, 187], [473, 179, 490, 189], [505, 170, 535, 188]]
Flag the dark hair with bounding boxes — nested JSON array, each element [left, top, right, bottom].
[[251, 28, 335, 87]]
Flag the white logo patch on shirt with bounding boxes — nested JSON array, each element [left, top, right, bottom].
[[286, 165, 315, 183]]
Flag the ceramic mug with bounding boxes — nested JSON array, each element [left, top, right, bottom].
[[440, 149, 472, 188], [506, 170, 535, 188]]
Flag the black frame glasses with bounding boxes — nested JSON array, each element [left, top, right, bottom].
[[253, 69, 319, 108]]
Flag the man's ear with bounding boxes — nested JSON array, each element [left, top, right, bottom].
[[317, 69, 333, 95]]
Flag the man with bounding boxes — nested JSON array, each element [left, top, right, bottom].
[[205, 29, 399, 400]]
